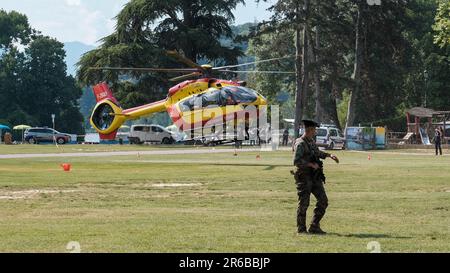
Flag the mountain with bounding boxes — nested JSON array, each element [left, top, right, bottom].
[[63, 42, 97, 130], [64, 41, 96, 76]]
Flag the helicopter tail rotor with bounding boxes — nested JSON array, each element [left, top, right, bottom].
[[90, 83, 127, 139]]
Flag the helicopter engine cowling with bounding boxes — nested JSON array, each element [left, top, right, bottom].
[[90, 99, 126, 138]]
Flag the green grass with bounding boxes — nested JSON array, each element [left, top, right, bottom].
[[0, 148, 448, 253]]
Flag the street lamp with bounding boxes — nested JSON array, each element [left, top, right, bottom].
[[424, 70, 428, 108]]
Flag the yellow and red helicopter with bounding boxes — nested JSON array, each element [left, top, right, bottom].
[[89, 51, 294, 142]]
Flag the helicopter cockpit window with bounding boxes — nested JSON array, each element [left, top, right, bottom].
[[219, 90, 237, 106], [202, 89, 222, 108], [180, 95, 201, 112], [179, 87, 258, 112], [180, 89, 221, 111], [221, 86, 258, 104]]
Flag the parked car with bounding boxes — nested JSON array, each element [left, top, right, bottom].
[[128, 124, 175, 144], [315, 126, 345, 150], [24, 127, 71, 144]]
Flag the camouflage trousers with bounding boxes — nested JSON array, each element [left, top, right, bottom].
[[294, 170, 329, 231]]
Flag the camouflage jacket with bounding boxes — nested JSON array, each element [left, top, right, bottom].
[[293, 136, 330, 169]]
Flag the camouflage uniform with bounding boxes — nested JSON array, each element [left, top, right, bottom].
[[293, 136, 330, 232]]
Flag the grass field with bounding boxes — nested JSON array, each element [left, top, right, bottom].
[[0, 144, 203, 154], [0, 146, 449, 253]]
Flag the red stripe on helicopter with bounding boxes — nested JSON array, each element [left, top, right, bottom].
[[99, 130, 118, 140], [167, 105, 182, 123]]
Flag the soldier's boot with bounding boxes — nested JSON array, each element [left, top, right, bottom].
[[297, 215, 307, 234], [298, 226, 308, 234], [309, 195, 328, 235], [309, 213, 326, 235], [308, 224, 326, 235]]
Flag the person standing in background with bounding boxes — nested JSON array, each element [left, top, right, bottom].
[[434, 127, 442, 156]]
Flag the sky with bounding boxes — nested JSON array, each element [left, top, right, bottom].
[[0, 0, 275, 46]]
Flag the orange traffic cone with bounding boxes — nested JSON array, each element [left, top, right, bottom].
[[61, 163, 71, 172]]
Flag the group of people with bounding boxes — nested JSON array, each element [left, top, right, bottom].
[[434, 126, 446, 156]]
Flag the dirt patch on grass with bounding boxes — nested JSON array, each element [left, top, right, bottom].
[[150, 183, 203, 188], [0, 189, 79, 200]]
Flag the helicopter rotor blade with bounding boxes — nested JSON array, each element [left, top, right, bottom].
[[89, 67, 199, 73], [219, 70, 296, 74], [169, 72, 203, 82], [166, 50, 204, 70], [214, 55, 296, 70]]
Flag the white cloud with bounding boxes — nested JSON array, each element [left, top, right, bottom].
[[65, 0, 81, 7]]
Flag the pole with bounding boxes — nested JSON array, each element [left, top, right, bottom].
[[52, 114, 56, 146]]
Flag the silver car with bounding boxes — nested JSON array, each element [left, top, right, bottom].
[[128, 124, 175, 144]]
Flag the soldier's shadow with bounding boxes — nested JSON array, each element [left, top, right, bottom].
[[328, 233, 412, 239], [207, 163, 290, 171]]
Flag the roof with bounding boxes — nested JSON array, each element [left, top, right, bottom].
[[406, 107, 436, 118]]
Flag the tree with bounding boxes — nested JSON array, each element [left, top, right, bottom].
[[0, 10, 33, 50], [251, 0, 446, 132], [345, 0, 364, 128], [433, 0, 450, 48], [21, 36, 84, 133], [246, 28, 296, 121], [77, 0, 246, 109], [251, 1, 354, 131], [0, 10, 84, 134]]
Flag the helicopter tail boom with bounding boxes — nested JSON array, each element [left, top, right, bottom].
[[122, 100, 167, 119]]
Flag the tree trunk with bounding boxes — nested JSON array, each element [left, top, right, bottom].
[[313, 26, 322, 123], [294, 0, 310, 138], [346, 1, 363, 129], [294, 5, 303, 138], [301, 1, 310, 121], [329, 81, 342, 131]]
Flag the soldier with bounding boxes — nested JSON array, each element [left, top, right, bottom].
[[292, 119, 339, 234]]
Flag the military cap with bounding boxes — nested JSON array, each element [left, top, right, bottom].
[[302, 119, 320, 128]]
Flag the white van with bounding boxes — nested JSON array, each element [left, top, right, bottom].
[[128, 125, 175, 144], [316, 126, 345, 150]]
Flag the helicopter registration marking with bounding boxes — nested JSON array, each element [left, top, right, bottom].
[[97, 91, 108, 100]]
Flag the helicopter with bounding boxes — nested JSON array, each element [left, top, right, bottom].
[[89, 50, 295, 143]]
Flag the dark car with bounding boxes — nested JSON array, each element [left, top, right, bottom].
[[24, 128, 71, 144]]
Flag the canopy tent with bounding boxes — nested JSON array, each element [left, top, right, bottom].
[[0, 125, 11, 144], [13, 125, 31, 143]]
